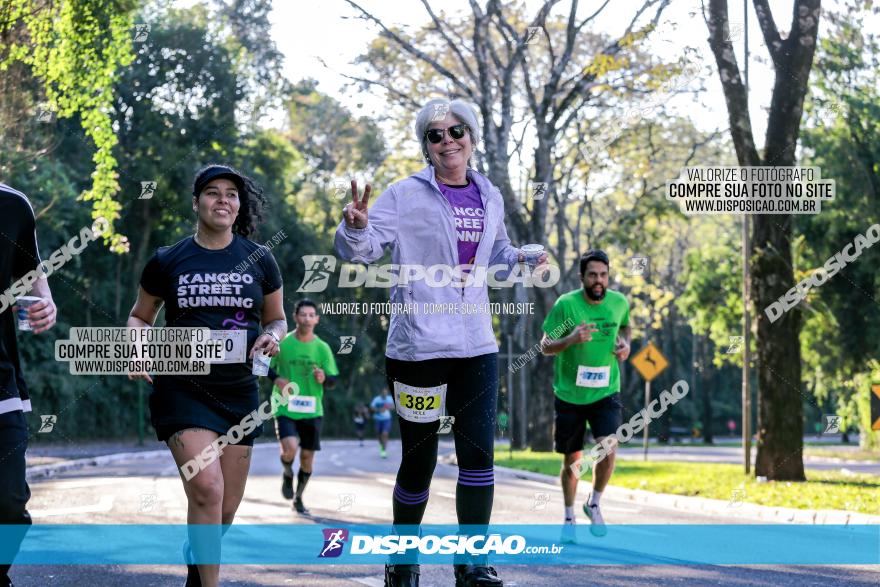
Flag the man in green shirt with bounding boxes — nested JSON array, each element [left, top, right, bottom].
[[269, 299, 339, 515], [541, 250, 631, 537]]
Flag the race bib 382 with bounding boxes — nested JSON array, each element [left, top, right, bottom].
[[393, 381, 447, 423]]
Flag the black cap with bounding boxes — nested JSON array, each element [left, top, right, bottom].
[[192, 165, 245, 197]]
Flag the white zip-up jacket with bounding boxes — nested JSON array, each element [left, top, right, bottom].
[[334, 166, 521, 361]]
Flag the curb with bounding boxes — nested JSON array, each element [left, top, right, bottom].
[[24, 440, 283, 482], [480, 458, 880, 525], [26, 449, 168, 482], [606, 485, 880, 525], [803, 456, 880, 465], [25, 442, 286, 482]]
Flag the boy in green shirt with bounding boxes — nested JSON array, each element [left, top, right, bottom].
[[269, 299, 339, 514], [541, 250, 631, 537]]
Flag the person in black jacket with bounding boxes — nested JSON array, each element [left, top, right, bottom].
[[0, 183, 57, 587]]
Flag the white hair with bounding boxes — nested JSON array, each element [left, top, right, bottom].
[[414, 99, 480, 163]]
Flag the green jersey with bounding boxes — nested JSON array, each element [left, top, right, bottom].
[[542, 288, 630, 405], [270, 332, 339, 420]]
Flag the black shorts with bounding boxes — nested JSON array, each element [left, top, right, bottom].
[[275, 415, 322, 451], [148, 381, 263, 447], [554, 393, 623, 454]]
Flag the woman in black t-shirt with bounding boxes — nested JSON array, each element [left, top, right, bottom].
[[127, 165, 286, 587]]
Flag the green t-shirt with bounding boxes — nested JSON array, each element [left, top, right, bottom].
[[542, 288, 630, 405], [270, 333, 339, 420]]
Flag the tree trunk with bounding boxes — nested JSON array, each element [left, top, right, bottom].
[[127, 199, 153, 316], [701, 336, 714, 444], [528, 352, 555, 451], [705, 0, 819, 480], [753, 212, 804, 479]]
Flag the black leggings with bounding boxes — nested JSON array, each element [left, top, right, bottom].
[[385, 353, 498, 527], [0, 411, 32, 582]]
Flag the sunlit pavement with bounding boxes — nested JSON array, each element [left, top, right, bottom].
[[10, 440, 879, 586]]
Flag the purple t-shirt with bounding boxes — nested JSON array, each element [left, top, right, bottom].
[[437, 181, 484, 267]]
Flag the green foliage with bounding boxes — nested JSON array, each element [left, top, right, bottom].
[[11, 1, 390, 442], [798, 0, 880, 446], [1, 0, 138, 252], [676, 221, 744, 368], [8, 0, 877, 449]]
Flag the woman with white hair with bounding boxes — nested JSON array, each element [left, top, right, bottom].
[[335, 99, 546, 587]]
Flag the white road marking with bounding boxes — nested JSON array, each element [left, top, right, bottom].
[[34, 478, 121, 489], [601, 505, 642, 513], [436, 491, 456, 499], [351, 577, 384, 587], [30, 494, 115, 517]]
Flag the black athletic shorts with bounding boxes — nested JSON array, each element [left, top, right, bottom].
[[554, 392, 623, 454], [275, 415, 322, 451], [149, 380, 263, 447]]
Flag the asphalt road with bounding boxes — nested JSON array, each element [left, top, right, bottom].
[[9, 440, 879, 586]]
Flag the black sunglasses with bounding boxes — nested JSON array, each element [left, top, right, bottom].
[[424, 124, 469, 144]]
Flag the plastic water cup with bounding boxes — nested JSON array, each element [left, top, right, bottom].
[[15, 296, 42, 331], [520, 244, 544, 268], [252, 351, 270, 376]]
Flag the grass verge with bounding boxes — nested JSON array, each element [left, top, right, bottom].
[[494, 448, 880, 515]]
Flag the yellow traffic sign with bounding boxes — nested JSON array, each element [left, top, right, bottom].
[[871, 384, 880, 431], [631, 342, 669, 382]]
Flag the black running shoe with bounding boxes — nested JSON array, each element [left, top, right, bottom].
[[293, 497, 310, 515], [454, 564, 503, 586], [182, 542, 201, 587], [281, 473, 293, 500], [384, 563, 420, 586]]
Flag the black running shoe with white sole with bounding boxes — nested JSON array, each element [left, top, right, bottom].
[[384, 563, 420, 586], [454, 564, 503, 586]]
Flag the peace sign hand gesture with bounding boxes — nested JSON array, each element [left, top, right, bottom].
[[342, 180, 372, 229]]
